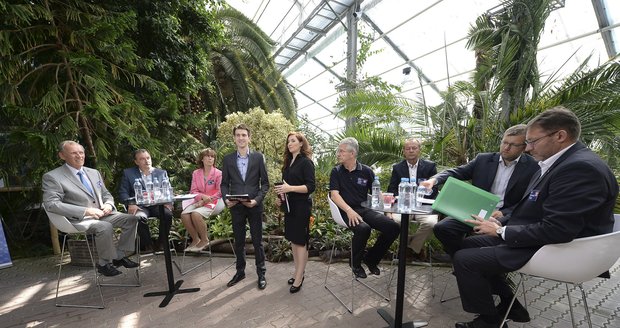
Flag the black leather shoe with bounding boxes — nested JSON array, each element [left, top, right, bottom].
[[352, 266, 367, 279], [287, 277, 295, 285], [363, 258, 380, 275], [113, 257, 139, 268], [290, 276, 304, 293], [497, 300, 531, 322], [97, 263, 122, 276], [227, 273, 245, 287], [258, 275, 267, 290], [455, 316, 507, 328]]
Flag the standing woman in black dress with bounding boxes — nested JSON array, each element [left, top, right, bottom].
[[275, 132, 316, 293]]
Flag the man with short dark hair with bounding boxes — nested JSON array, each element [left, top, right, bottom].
[[330, 137, 400, 278], [452, 107, 618, 328], [118, 149, 172, 252], [221, 123, 270, 289], [43, 141, 139, 276]]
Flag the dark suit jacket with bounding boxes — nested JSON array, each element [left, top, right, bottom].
[[387, 158, 438, 198], [221, 150, 269, 205], [496, 142, 619, 269], [433, 152, 539, 215], [118, 167, 169, 207]]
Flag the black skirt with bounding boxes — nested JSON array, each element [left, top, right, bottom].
[[284, 198, 311, 246]]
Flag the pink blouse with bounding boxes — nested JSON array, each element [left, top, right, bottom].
[[189, 167, 222, 209]]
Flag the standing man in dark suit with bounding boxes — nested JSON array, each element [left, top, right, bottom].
[[452, 107, 618, 328], [387, 138, 438, 261], [420, 124, 539, 258], [43, 141, 139, 276], [221, 123, 270, 289], [118, 149, 172, 252]]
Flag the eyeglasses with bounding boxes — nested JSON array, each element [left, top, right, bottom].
[[501, 141, 526, 149], [524, 130, 559, 146]]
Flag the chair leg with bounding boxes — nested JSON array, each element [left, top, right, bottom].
[[566, 283, 577, 328], [500, 273, 525, 326], [577, 283, 593, 328], [324, 240, 353, 313], [55, 234, 105, 309]]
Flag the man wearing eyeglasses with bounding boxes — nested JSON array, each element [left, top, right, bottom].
[[451, 107, 618, 328], [420, 124, 539, 322]]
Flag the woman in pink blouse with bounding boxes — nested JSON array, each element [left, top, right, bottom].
[[181, 148, 222, 252]]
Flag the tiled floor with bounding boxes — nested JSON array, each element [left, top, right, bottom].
[[1, 252, 619, 327]]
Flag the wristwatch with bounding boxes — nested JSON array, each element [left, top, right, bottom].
[[496, 226, 505, 237]]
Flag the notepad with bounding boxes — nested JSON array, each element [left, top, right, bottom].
[[431, 177, 501, 226]]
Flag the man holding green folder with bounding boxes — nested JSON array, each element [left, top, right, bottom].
[[422, 124, 539, 258], [452, 107, 618, 328]]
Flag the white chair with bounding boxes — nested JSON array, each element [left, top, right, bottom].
[[173, 198, 235, 277], [501, 214, 620, 327], [323, 194, 390, 314], [45, 208, 141, 309]]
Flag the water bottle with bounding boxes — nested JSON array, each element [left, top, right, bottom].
[[371, 176, 381, 208], [409, 178, 417, 209], [153, 177, 161, 201], [133, 179, 143, 204], [398, 178, 411, 212], [397, 178, 407, 212], [161, 176, 171, 201], [145, 178, 154, 204]]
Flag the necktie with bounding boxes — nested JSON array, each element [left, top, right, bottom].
[[77, 171, 94, 195]]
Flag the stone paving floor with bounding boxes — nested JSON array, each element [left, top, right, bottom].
[[1, 252, 619, 328]]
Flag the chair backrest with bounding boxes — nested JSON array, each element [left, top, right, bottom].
[[44, 208, 84, 234], [613, 214, 620, 232], [518, 229, 620, 284], [327, 194, 348, 229]]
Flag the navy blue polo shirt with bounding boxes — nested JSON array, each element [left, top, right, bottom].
[[329, 162, 375, 209]]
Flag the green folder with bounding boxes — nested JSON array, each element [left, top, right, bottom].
[[431, 176, 501, 226]]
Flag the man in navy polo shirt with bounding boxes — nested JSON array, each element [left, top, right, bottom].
[[329, 137, 400, 278]]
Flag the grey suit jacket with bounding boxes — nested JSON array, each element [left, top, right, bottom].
[[42, 164, 117, 220], [220, 150, 269, 205]]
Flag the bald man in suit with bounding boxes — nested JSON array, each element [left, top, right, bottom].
[[43, 141, 139, 276]]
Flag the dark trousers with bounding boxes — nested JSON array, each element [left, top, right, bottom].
[[453, 235, 517, 316], [138, 206, 172, 250], [433, 217, 473, 257], [230, 204, 266, 276], [346, 207, 400, 267]]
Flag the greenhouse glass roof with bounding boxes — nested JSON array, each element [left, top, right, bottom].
[[226, 0, 620, 135]]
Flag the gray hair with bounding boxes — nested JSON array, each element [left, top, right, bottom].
[[527, 106, 581, 141], [504, 124, 527, 137], [58, 140, 83, 152], [404, 138, 422, 147], [339, 137, 359, 156]]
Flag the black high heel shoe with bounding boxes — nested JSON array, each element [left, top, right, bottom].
[[287, 277, 295, 285], [289, 276, 304, 293]]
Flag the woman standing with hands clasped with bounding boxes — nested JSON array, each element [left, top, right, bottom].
[[275, 132, 315, 293]]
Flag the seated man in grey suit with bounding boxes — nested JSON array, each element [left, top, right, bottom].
[[221, 123, 269, 290], [43, 141, 139, 276], [118, 149, 172, 252]]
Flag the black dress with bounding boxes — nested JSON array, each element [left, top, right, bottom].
[[282, 155, 316, 246]]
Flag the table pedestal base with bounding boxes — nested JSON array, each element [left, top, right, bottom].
[[144, 280, 200, 307], [377, 304, 428, 328]]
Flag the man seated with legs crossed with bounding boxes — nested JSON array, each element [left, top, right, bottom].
[[43, 140, 139, 276], [329, 137, 400, 278], [451, 107, 618, 328]]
